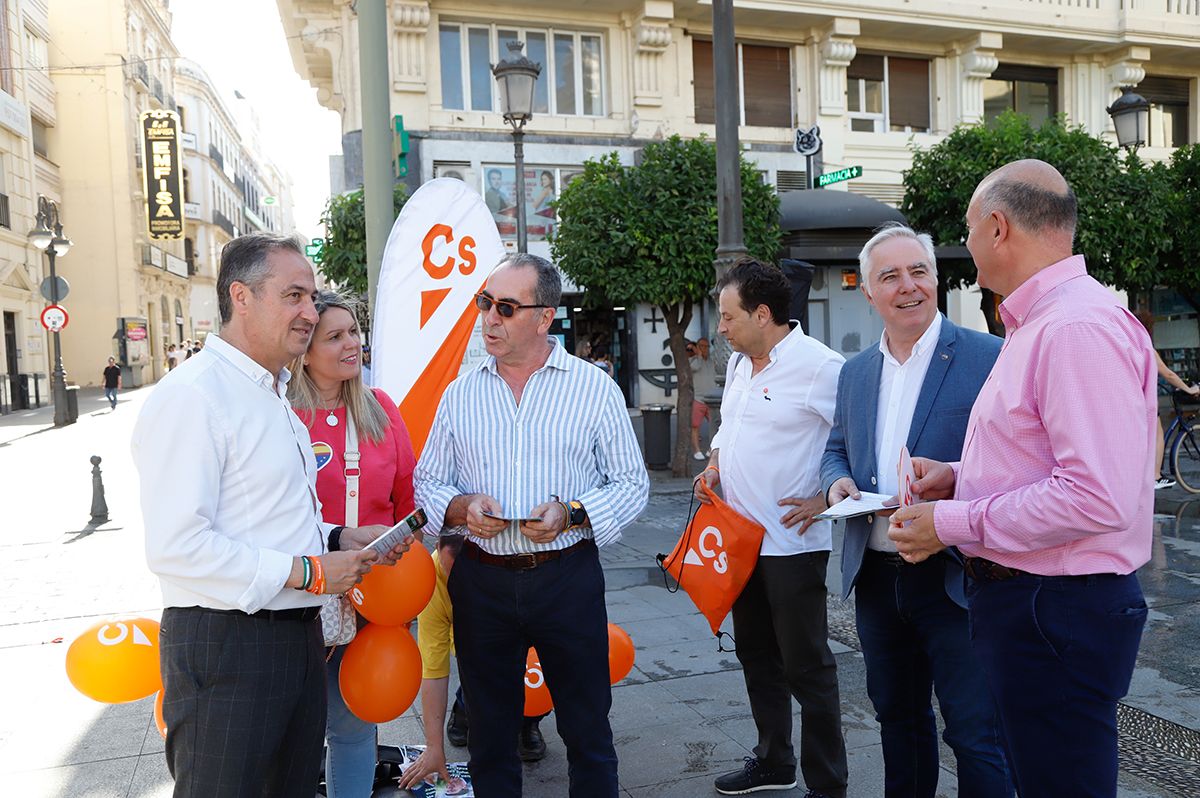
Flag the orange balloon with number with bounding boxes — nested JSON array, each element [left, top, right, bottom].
[[339, 623, 422, 723], [348, 544, 436, 626], [65, 618, 162, 704], [523, 647, 553, 716], [608, 623, 635, 684], [154, 691, 167, 738]]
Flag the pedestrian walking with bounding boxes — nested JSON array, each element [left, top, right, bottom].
[[694, 258, 848, 798], [288, 289, 418, 798], [415, 252, 648, 798], [891, 160, 1157, 798], [821, 224, 1010, 797], [688, 337, 716, 460], [102, 357, 121, 409], [131, 232, 409, 798]]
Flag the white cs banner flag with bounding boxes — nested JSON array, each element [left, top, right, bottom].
[[372, 178, 504, 456]]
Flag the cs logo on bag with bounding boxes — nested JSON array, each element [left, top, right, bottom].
[[682, 525, 729, 574], [312, 442, 333, 471]]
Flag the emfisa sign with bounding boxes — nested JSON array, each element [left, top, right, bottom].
[[141, 110, 185, 240], [817, 165, 864, 188]]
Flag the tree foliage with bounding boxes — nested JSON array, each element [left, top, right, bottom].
[[317, 183, 410, 296], [551, 135, 781, 474], [901, 112, 1178, 329], [1166, 144, 1200, 312]]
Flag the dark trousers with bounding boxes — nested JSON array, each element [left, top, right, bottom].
[[731, 551, 848, 798], [855, 552, 1012, 798], [159, 606, 327, 798], [967, 572, 1147, 798], [449, 540, 617, 798]]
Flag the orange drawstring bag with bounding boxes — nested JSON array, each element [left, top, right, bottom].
[[657, 480, 765, 640]]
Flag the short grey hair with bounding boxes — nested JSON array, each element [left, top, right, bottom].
[[858, 223, 937, 294], [496, 252, 562, 309], [977, 179, 1077, 238], [217, 232, 306, 323]]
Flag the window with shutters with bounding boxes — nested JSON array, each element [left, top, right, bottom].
[[984, 64, 1059, 127], [692, 39, 792, 128], [1135, 76, 1190, 148], [846, 54, 930, 134]]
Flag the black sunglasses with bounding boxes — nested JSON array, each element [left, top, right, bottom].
[[474, 291, 551, 318]]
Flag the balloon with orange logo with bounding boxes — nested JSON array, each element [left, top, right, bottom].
[[340, 623, 422, 723], [348, 544, 436, 626], [65, 618, 162, 703], [608, 623, 635, 684], [523, 647, 554, 716]]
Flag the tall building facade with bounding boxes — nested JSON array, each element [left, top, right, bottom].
[[0, 0, 60, 411], [278, 0, 1200, 401]]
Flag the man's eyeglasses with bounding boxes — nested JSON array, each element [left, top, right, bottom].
[[474, 291, 551, 318]]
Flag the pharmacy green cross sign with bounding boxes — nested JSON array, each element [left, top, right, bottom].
[[304, 239, 324, 263], [817, 165, 864, 188]]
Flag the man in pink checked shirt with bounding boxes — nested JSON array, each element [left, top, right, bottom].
[[889, 159, 1157, 798]]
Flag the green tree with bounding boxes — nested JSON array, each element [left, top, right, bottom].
[[1166, 144, 1200, 313], [316, 183, 409, 296], [551, 135, 781, 476], [902, 112, 1172, 333]]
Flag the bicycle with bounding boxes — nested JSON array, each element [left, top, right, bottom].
[[1165, 388, 1200, 494]]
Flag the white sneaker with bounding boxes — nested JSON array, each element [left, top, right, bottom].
[[1155, 477, 1176, 490], [693, 451, 706, 461]]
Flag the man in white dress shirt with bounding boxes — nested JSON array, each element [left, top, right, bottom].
[[695, 258, 848, 798], [132, 232, 402, 798]]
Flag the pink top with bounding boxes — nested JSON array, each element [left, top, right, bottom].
[[934, 255, 1156, 575], [294, 387, 417, 527]]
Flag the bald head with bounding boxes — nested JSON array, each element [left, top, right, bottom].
[[975, 159, 1077, 239]]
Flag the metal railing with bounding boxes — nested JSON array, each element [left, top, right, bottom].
[[209, 144, 224, 170], [135, 61, 148, 87], [0, 193, 10, 229], [213, 210, 236, 237]]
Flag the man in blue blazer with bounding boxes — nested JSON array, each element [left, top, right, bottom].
[[820, 224, 1011, 798]]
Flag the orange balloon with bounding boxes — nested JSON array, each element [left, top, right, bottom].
[[524, 647, 554, 716], [339, 623, 422, 723], [154, 691, 167, 739], [608, 623, 635, 684], [348, 544, 436, 626], [65, 618, 162, 704]]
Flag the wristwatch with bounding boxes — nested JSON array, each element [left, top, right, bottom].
[[564, 500, 587, 530]]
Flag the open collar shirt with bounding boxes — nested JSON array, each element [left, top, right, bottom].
[[933, 256, 1156, 575], [132, 333, 332, 613], [869, 313, 943, 551], [414, 339, 649, 555], [712, 323, 844, 556]]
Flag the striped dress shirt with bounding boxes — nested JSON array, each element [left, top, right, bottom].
[[415, 339, 649, 555]]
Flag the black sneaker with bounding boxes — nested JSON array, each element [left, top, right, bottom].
[[518, 719, 547, 761], [446, 703, 468, 747], [714, 757, 797, 794]]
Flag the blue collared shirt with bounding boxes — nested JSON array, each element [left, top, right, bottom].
[[415, 339, 649, 555]]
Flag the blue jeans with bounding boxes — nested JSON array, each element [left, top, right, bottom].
[[449, 540, 617, 798], [967, 570, 1147, 798], [104, 387, 118, 408], [325, 645, 377, 798], [854, 552, 1011, 798]]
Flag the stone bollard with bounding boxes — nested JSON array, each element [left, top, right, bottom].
[[90, 455, 110, 525]]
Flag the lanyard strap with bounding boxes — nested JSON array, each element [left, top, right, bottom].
[[344, 410, 360, 527]]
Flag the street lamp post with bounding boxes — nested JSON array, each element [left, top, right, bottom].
[[1107, 86, 1151, 152], [28, 195, 73, 426], [492, 41, 542, 254]]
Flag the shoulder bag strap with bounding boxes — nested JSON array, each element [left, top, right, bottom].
[[344, 410, 361, 527]]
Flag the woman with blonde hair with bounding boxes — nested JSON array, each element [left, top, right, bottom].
[[289, 290, 417, 797]]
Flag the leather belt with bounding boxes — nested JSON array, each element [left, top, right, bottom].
[[462, 538, 592, 570], [191, 605, 322, 622], [964, 557, 1025, 582]]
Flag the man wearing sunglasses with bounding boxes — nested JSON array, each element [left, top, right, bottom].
[[415, 253, 649, 798]]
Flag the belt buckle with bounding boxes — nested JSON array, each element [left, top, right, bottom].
[[513, 553, 540, 570]]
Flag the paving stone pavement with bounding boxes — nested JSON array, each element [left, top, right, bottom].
[[0, 384, 1190, 796]]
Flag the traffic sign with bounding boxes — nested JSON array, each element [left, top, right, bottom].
[[39, 275, 70, 303], [817, 166, 864, 188], [41, 304, 68, 332]]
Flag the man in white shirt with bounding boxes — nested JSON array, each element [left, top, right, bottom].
[[694, 258, 847, 798], [819, 225, 1009, 797], [132, 232, 404, 798]]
